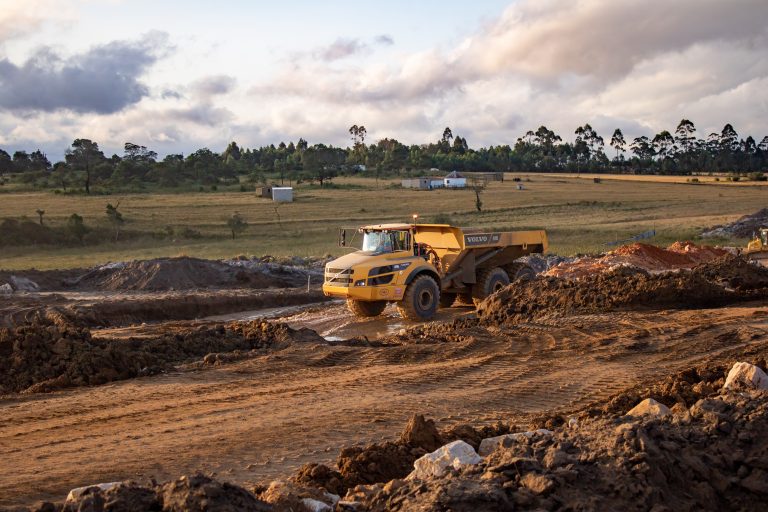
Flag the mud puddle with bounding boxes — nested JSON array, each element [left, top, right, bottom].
[[282, 303, 476, 340], [203, 301, 337, 323]]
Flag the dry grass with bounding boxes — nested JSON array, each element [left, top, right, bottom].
[[0, 174, 762, 269], [545, 172, 768, 185]]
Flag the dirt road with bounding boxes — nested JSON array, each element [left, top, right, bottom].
[[2, 303, 766, 506]]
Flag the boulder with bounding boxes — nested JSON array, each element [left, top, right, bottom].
[[301, 498, 333, 512], [410, 440, 482, 479], [65, 482, 122, 503], [477, 429, 553, 456], [626, 398, 671, 418], [0, 283, 12, 296], [723, 362, 768, 391]]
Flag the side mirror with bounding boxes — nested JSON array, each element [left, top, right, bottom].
[[339, 228, 346, 247]]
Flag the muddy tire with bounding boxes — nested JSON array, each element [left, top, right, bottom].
[[439, 292, 457, 308], [508, 263, 536, 282], [397, 275, 439, 321], [347, 299, 387, 318], [472, 267, 510, 306]]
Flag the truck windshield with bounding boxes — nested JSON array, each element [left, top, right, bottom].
[[362, 231, 410, 253]]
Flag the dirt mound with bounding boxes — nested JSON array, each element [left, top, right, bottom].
[[703, 208, 768, 239], [45, 474, 271, 512], [291, 464, 345, 496], [0, 319, 324, 394], [293, 414, 447, 493], [479, 255, 768, 325], [343, 390, 768, 511], [160, 474, 271, 511], [61, 482, 160, 512], [68, 257, 310, 291], [546, 242, 730, 279], [293, 414, 509, 497]]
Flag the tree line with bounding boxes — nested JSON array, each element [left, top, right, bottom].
[[1, 119, 766, 194]]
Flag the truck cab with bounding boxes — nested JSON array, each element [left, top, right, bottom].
[[323, 224, 441, 316]]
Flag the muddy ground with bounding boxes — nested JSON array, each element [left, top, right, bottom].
[[0, 254, 767, 509]]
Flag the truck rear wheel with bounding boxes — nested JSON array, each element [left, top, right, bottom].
[[347, 299, 387, 318], [397, 275, 439, 321], [439, 292, 457, 308], [472, 267, 510, 306], [508, 262, 536, 282]]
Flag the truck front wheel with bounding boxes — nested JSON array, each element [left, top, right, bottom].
[[347, 299, 387, 317], [397, 275, 439, 321], [472, 267, 510, 306]]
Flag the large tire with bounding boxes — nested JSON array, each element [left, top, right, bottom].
[[397, 275, 439, 321], [472, 267, 510, 306], [439, 292, 457, 308], [507, 262, 536, 282], [347, 299, 387, 318]]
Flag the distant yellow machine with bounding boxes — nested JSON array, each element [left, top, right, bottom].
[[744, 228, 768, 266], [322, 220, 548, 320]]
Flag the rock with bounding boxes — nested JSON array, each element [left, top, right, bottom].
[[723, 362, 768, 391], [399, 414, 442, 451], [0, 283, 12, 296], [410, 440, 482, 479], [301, 498, 332, 512], [9, 276, 40, 292], [65, 482, 122, 503], [520, 473, 555, 495], [477, 429, 553, 456], [626, 398, 671, 418]]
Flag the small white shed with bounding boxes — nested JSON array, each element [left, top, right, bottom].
[[272, 187, 293, 202], [444, 171, 466, 188]]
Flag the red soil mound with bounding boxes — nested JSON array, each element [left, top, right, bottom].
[[546, 242, 730, 279]]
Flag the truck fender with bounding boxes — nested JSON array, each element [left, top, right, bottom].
[[404, 267, 441, 288]]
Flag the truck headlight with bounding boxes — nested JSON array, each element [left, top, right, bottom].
[[355, 280, 366, 286]]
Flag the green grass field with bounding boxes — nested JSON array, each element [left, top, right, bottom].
[[0, 174, 764, 270]]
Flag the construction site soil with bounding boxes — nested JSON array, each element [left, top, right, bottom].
[[1, 251, 767, 510], [543, 241, 731, 279], [479, 255, 768, 325]]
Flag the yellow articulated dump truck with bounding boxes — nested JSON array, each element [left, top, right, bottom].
[[322, 221, 548, 320]]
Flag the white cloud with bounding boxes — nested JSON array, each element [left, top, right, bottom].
[[2, 0, 767, 158], [0, 1, 80, 44]]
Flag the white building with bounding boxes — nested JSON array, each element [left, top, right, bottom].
[[272, 187, 293, 202], [444, 171, 467, 188]]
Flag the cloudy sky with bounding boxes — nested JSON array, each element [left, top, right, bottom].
[[1, 0, 767, 159]]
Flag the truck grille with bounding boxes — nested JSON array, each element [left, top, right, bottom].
[[325, 268, 353, 286]]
